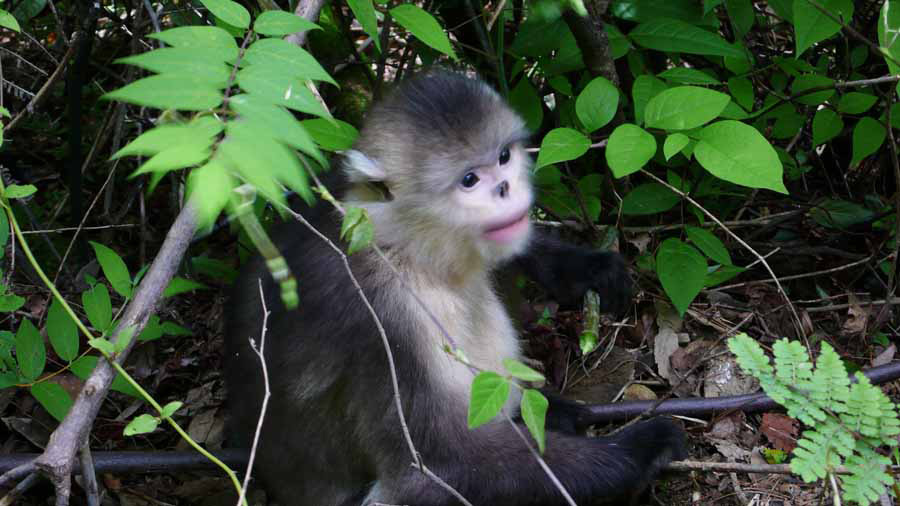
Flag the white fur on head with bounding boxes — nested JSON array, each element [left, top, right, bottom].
[[344, 150, 387, 182]]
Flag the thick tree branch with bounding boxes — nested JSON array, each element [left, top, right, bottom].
[[0, 203, 197, 504]]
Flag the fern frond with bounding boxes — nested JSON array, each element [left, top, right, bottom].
[[729, 334, 899, 506], [809, 342, 850, 410], [791, 421, 847, 482], [841, 444, 894, 505]]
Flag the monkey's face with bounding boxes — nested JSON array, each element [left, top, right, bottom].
[[442, 140, 534, 260]]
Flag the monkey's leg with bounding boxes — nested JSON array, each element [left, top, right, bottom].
[[369, 417, 686, 506], [516, 231, 633, 313]]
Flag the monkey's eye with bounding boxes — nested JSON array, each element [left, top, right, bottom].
[[499, 148, 511, 165], [460, 172, 480, 189]]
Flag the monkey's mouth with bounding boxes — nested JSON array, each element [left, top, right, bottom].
[[484, 212, 530, 243]]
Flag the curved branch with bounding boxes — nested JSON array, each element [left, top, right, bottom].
[[576, 361, 900, 426]]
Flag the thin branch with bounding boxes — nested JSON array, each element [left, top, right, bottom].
[[237, 281, 273, 506], [639, 169, 806, 339], [4, 36, 78, 132]]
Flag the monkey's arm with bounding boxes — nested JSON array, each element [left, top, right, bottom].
[[517, 230, 632, 313]]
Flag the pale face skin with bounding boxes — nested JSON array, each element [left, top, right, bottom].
[[449, 142, 534, 259]]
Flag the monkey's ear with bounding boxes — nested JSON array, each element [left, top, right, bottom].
[[343, 150, 387, 183]]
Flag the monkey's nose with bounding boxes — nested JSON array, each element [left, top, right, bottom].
[[497, 180, 510, 198]]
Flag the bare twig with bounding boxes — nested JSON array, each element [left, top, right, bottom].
[[640, 170, 806, 340], [237, 281, 273, 506], [4, 36, 78, 132]]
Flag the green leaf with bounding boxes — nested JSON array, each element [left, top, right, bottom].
[[520, 389, 549, 453], [794, 0, 853, 56], [656, 238, 706, 316], [725, 0, 754, 38], [508, 78, 544, 132], [837, 92, 877, 115], [340, 207, 375, 255], [4, 184, 37, 199], [663, 133, 690, 161], [82, 284, 113, 333], [467, 372, 510, 428], [114, 325, 137, 354], [254, 10, 321, 37], [161, 401, 183, 418], [113, 117, 223, 159], [695, 120, 787, 193], [187, 160, 235, 230], [346, 0, 380, 51], [621, 183, 680, 215], [502, 359, 545, 382], [686, 226, 731, 265], [851, 117, 886, 168], [606, 24, 631, 58], [88, 338, 115, 356], [243, 38, 336, 85], [115, 48, 231, 86], [791, 74, 834, 105], [704, 264, 745, 287], [191, 256, 239, 283], [15, 319, 45, 381], [124, 413, 160, 436], [879, 0, 900, 74], [138, 315, 164, 342], [575, 77, 619, 132], [645, 86, 731, 130], [235, 66, 331, 118], [160, 321, 193, 337], [132, 143, 213, 176], [632, 74, 667, 125], [89, 242, 132, 299], [219, 120, 313, 205], [148, 27, 239, 61], [0, 208, 9, 251], [103, 75, 224, 111], [163, 277, 208, 297], [809, 199, 876, 229], [629, 18, 744, 58], [300, 119, 359, 151], [0, 9, 22, 32], [390, 4, 457, 60], [70, 356, 141, 397], [0, 295, 25, 312], [658, 67, 720, 85], [812, 108, 843, 146], [727, 77, 754, 111], [228, 93, 325, 164], [30, 382, 73, 421], [535, 128, 591, 169], [198, 0, 250, 28], [46, 299, 78, 362], [605, 124, 657, 178]]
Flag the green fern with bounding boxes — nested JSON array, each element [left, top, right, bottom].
[[728, 333, 899, 505]]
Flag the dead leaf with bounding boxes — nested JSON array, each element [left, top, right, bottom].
[[565, 346, 634, 403], [627, 233, 651, 255], [704, 353, 758, 398], [654, 326, 680, 383], [708, 412, 743, 439], [872, 344, 896, 367], [709, 437, 749, 462], [761, 412, 798, 452], [623, 384, 657, 401], [843, 294, 869, 335]]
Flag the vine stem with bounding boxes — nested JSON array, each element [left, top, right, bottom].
[[105, 359, 247, 506]]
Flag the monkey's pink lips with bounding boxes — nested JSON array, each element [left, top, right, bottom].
[[484, 212, 530, 243]]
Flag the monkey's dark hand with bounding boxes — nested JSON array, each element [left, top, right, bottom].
[[517, 232, 633, 314]]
